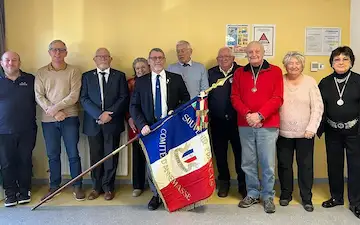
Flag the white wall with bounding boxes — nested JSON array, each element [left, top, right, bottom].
[[351, 0, 360, 73]]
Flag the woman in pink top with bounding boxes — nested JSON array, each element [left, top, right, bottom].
[[276, 51, 324, 212]]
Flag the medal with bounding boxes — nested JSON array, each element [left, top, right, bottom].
[[337, 99, 344, 106], [334, 72, 351, 107], [250, 61, 263, 94]]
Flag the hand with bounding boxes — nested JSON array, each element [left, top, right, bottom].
[[98, 111, 113, 124], [46, 106, 59, 117], [54, 111, 66, 121], [304, 131, 315, 139], [128, 118, 137, 133], [141, 125, 151, 136], [246, 113, 261, 127], [168, 110, 174, 115], [254, 122, 263, 128]]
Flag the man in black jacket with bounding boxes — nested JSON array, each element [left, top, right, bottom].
[[80, 48, 129, 201], [130, 48, 190, 210], [208, 47, 246, 198], [0, 51, 37, 207]]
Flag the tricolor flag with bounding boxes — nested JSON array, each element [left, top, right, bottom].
[[139, 95, 215, 212]]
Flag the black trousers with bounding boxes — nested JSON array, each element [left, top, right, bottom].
[[276, 136, 314, 202], [210, 118, 245, 190], [88, 128, 120, 192], [132, 140, 146, 189], [0, 129, 37, 197], [325, 130, 360, 207]]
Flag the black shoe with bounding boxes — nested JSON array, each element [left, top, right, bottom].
[[148, 196, 162, 210], [18, 191, 31, 204], [322, 198, 344, 208], [349, 205, 360, 219], [217, 181, 230, 198], [4, 195, 18, 207], [279, 199, 291, 206], [302, 201, 314, 212]]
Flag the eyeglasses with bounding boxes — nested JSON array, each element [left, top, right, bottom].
[[333, 57, 350, 64], [50, 48, 67, 53], [149, 56, 165, 61], [176, 49, 190, 54], [217, 56, 233, 60], [95, 55, 111, 59]]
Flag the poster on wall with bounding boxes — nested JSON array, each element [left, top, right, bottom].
[[225, 24, 250, 58], [252, 24, 276, 57], [305, 27, 341, 56]]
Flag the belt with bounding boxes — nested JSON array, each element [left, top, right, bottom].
[[326, 118, 358, 129]]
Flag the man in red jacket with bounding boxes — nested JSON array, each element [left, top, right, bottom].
[[231, 41, 283, 213]]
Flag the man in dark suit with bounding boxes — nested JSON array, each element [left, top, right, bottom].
[[80, 48, 129, 201], [130, 48, 190, 210]]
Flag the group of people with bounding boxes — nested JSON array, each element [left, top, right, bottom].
[[0, 39, 359, 219]]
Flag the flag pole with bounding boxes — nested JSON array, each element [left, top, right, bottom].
[[31, 135, 140, 211], [31, 74, 233, 211]]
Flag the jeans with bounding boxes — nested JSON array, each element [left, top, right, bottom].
[[42, 116, 82, 188], [238, 127, 279, 200]]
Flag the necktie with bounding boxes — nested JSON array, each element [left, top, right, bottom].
[[183, 63, 189, 67], [155, 75, 162, 120], [99, 72, 106, 110]]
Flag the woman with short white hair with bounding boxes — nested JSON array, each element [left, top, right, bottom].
[[277, 51, 324, 212]]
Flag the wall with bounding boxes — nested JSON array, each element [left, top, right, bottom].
[[4, 0, 350, 181]]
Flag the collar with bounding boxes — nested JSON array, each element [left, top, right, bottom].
[[151, 70, 166, 79], [0, 68, 23, 79], [243, 60, 270, 72], [48, 63, 67, 71], [97, 67, 110, 75], [180, 60, 192, 67], [219, 63, 234, 76]]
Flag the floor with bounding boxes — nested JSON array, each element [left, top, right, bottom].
[[0, 183, 359, 225]]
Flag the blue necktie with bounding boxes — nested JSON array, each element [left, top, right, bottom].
[[155, 75, 162, 120]]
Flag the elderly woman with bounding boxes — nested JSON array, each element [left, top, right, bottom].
[[277, 51, 323, 212], [318, 46, 360, 219], [127, 57, 150, 197]]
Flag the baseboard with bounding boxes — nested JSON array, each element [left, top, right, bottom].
[[31, 178, 342, 186]]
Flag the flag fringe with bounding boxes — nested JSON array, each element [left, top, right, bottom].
[[174, 195, 213, 212]]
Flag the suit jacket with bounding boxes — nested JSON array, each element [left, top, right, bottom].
[[80, 68, 129, 136], [129, 71, 190, 130]]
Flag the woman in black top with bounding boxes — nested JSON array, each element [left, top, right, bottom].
[[318, 46, 360, 219]]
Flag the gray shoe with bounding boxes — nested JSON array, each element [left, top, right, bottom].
[[132, 189, 143, 197], [238, 196, 260, 208], [264, 197, 276, 213]]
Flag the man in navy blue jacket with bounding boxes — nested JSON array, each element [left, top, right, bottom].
[[208, 47, 246, 199], [80, 48, 129, 201], [0, 51, 37, 207]]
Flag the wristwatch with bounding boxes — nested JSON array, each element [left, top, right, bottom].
[[258, 112, 264, 121]]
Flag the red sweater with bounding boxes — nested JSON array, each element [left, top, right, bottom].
[[231, 60, 283, 128]]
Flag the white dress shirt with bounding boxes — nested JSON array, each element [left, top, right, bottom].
[[97, 67, 110, 110], [151, 70, 168, 119]]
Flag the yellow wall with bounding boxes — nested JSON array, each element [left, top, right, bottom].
[[4, 0, 350, 181]]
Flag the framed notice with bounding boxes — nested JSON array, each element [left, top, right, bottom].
[[305, 27, 341, 56]]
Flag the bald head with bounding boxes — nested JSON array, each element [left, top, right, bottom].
[[246, 41, 265, 66], [1, 51, 20, 61], [93, 48, 112, 70], [1, 51, 21, 76]]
